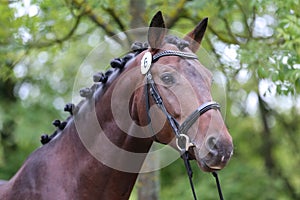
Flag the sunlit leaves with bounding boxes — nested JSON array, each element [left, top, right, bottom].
[[277, 14, 300, 53], [257, 66, 268, 79]]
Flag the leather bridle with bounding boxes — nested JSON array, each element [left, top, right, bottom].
[[142, 50, 224, 200]]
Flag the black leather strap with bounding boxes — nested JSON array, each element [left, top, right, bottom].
[[152, 50, 198, 62], [144, 49, 224, 200]]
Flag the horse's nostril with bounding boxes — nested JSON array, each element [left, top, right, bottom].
[[206, 136, 218, 155]]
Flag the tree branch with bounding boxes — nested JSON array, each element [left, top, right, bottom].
[[217, 0, 239, 44], [165, 0, 189, 28], [185, 14, 239, 44], [236, 0, 252, 37], [102, 6, 126, 32], [26, 13, 82, 49], [208, 26, 239, 44], [103, 6, 134, 45], [249, 5, 257, 37], [71, 0, 123, 45]]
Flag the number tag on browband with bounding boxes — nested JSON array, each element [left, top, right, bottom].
[[141, 52, 152, 74]]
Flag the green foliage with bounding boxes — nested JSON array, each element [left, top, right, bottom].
[[0, 0, 300, 199]]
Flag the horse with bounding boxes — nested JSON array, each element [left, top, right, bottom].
[[0, 11, 233, 199]]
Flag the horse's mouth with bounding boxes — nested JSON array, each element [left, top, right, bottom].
[[197, 159, 223, 172], [184, 148, 218, 172], [190, 147, 231, 172]]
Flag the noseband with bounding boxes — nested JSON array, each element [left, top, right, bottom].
[[142, 50, 224, 200]]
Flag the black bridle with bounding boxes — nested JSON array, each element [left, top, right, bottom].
[[142, 50, 224, 200]]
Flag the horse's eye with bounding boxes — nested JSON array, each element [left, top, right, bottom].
[[160, 73, 175, 85]]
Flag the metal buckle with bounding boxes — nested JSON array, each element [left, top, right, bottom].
[[176, 134, 195, 152]]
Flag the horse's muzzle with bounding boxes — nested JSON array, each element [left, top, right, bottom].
[[194, 136, 233, 172]]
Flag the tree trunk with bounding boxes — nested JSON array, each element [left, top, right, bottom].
[[136, 146, 160, 200], [129, 0, 147, 41], [257, 95, 275, 173], [258, 94, 299, 199], [0, 73, 18, 177], [137, 169, 160, 200], [129, 1, 160, 200], [136, 148, 160, 200], [129, 0, 146, 29]]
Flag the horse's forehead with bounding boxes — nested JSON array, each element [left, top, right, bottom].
[[160, 43, 180, 50], [184, 58, 212, 81], [182, 62, 212, 95], [161, 43, 212, 75], [155, 54, 212, 87]]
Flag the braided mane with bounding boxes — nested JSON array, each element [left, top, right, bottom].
[[40, 35, 190, 144]]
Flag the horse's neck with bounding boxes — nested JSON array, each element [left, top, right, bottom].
[[61, 77, 153, 198], [54, 120, 152, 199], [6, 68, 153, 199], [55, 82, 152, 198]]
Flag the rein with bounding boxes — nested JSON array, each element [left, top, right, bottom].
[[143, 50, 224, 200]]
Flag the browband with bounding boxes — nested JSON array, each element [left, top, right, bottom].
[[140, 50, 198, 75], [152, 50, 198, 62]]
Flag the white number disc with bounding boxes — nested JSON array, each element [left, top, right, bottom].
[[141, 52, 152, 74]]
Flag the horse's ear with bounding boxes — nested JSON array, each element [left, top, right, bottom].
[[148, 11, 166, 50], [184, 18, 208, 53]]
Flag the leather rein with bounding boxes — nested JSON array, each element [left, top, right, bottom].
[[142, 50, 224, 200]]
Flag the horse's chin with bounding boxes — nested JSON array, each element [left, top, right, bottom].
[[192, 148, 226, 172], [196, 159, 222, 172]]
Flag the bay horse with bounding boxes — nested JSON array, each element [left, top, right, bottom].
[[0, 11, 233, 199]]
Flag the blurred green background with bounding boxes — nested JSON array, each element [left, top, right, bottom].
[[0, 0, 299, 199]]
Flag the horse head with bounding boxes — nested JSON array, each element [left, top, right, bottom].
[[131, 11, 233, 172]]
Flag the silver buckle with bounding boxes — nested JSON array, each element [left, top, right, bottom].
[[176, 134, 195, 152]]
